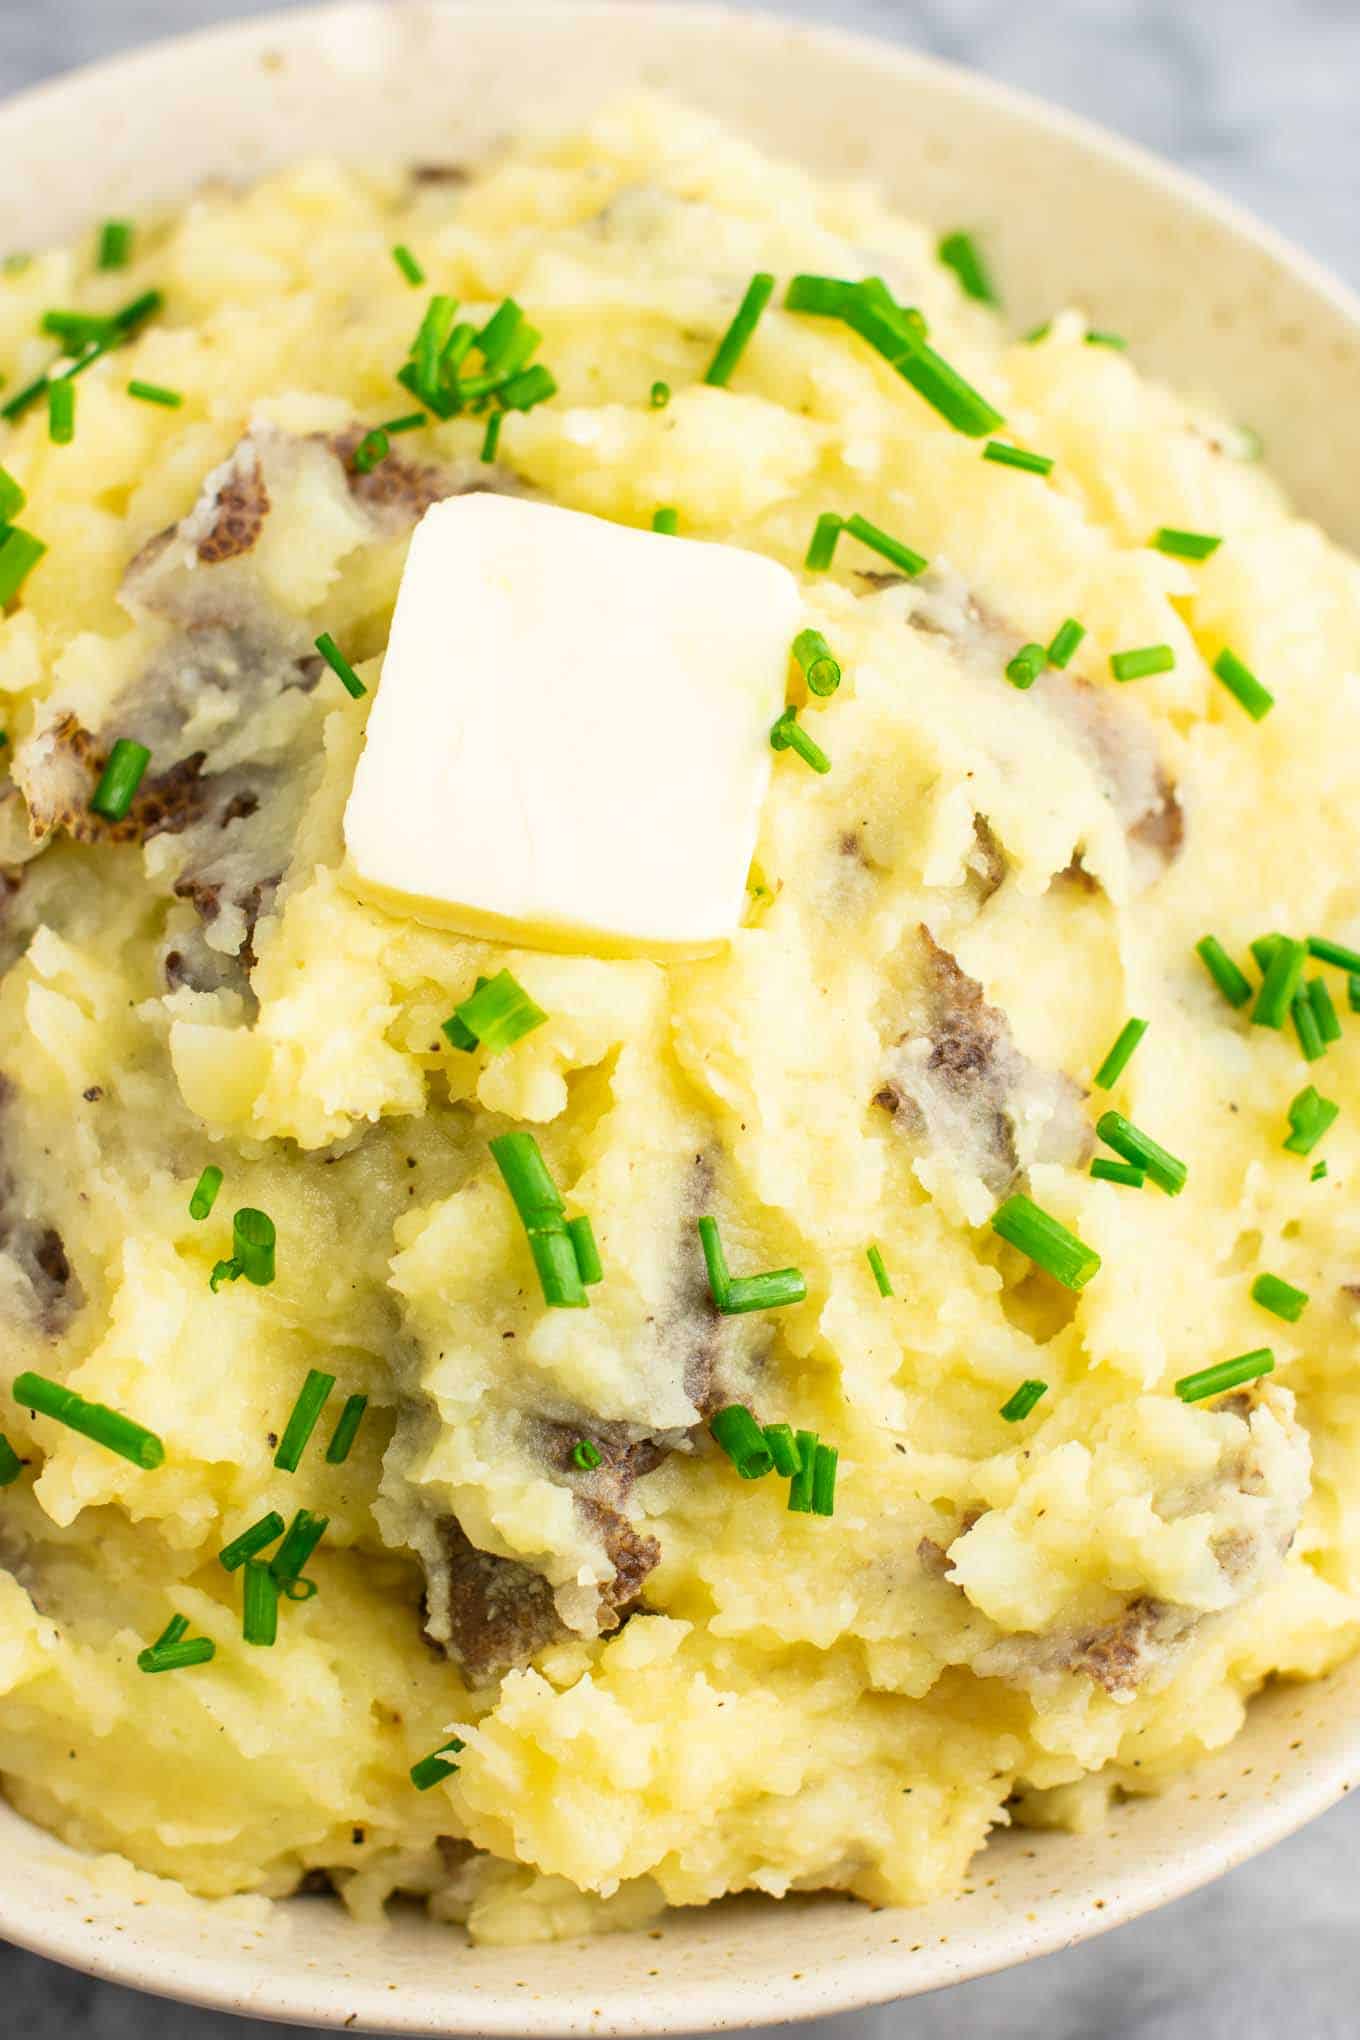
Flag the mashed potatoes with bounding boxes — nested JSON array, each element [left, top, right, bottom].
[[0, 96, 1358, 1947]]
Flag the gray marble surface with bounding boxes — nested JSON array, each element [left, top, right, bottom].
[[3, 1, 1360, 2034]]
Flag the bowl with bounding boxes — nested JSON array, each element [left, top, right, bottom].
[[2, 4, 1360, 2031]]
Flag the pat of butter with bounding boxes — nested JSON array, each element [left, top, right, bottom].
[[342, 494, 800, 952]]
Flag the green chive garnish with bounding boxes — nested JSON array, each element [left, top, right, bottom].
[[1095, 1109, 1186, 1196], [570, 1438, 603, 1471], [352, 428, 389, 475], [792, 627, 841, 698], [383, 411, 426, 436], [937, 231, 995, 305], [13, 1371, 163, 1468], [810, 1443, 838, 1517], [1307, 935, 1360, 976], [1175, 1349, 1274, 1404], [315, 632, 365, 700], [1253, 937, 1307, 1030], [1350, 975, 1360, 1014], [1291, 993, 1326, 1063], [243, 1559, 279, 1646], [138, 1616, 215, 1674], [1313, 1160, 1329, 1181], [1110, 644, 1175, 682], [1152, 527, 1222, 560], [990, 1194, 1101, 1291], [1213, 647, 1273, 721], [770, 706, 831, 775], [274, 1370, 336, 1473], [127, 380, 182, 409], [189, 1166, 223, 1221], [787, 1429, 819, 1513], [228, 1208, 276, 1288], [1251, 1273, 1309, 1323], [709, 1404, 775, 1480], [90, 738, 149, 822], [479, 410, 502, 464], [324, 1393, 368, 1465], [392, 244, 425, 287], [1311, 973, 1342, 1039], [444, 968, 546, 1056], [703, 272, 775, 388], [1086, 329, 1128, 350], [697, 1216, 731, 1308], [784, 275, 858, 319], [1005, 643, 1047, 691], [1046, 618, 1086, 669], [270, 1507, 329, 1586], [0, 528, 46, 607], [0, 465, 25, 522], [489, 1132, 588, 1308], [696, 1216, 806, 1315], [983, 441, 1053, 476], [1090, 1157, 1145, 1187], [411, 1737, 465, 1791], [649, 380, 671, 408], [840, 286, 1004, 435], [496, 364, 556, 413], [651, 506, 679, 535], [805, 512, 843, 571], [999, 1379, 1048, 1422], [866, 1243, 892, 1296], [762, 1423, 801, 1476], [566, 1215, 603, 1288], [1284, 1085, 1338, 1156], [842, 512, 928, 578], [1094, 1017, 1148, 1090], [47, 379, 75, 444], [0, 1434, 24, 1486], [219, 1510, 286, 1572], [97, 220, 133, 270], [1196, 935, 1252, 1009]]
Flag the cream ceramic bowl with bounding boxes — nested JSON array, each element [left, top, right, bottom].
[[3, 4, 1360, 2031]]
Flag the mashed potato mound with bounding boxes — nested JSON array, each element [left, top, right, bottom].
[[0, 97, 1359, 1945]]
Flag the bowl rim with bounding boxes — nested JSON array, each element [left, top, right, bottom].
[[1, 3, 1360, 2031]]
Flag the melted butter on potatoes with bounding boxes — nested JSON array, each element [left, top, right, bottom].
[[0, 96, 1358, 1941]]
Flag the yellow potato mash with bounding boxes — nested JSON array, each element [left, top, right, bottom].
[[0, 96, 1358, 1948]]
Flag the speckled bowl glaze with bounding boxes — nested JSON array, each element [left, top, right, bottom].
[[2, 5, 1359, 2032]]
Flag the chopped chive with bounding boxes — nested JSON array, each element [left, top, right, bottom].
[[0, 465, 25, 522], [570, 1438, 603, 1471], [1094, 1016, 1148, 1090], [1291, 993, 1326, 1063], [12, 1371, 164, 1468], [805, 512, 844, 571], [810, 1443, 838, 1517], [479, 409, 502, 463], [232, 1208, 276, 1287], [1350, 975, 1360, 1014], [703, 271, 775, 388], [218, 1510, 286, 1572], [41, 309, 114, 349], [839, 286, 1005, 435], [110, 287, 162, 336], [321, 1394, 366, 1467], [1253, 936, 1307, 1030], [1095, 1109, 1186, 1196], [147, 1613, 189, 1654], [476, 298, 525, 370], [47, 379, 75, 444], [723, 1269, 808, 1313], [843, 512, 928, 578], [383, 411, 427, 436], [1306, 935, 1360, 976], [1213, 646, 1273, 721], [496, 364, 556, 413], [1251, 932, 1283, 975], [97, 220, 133, 270], [127, 379, 183, 409], [649, 380, 671, 408], [983, 440, 1053, 476], [1090, 1157, 1145, 1187], [1110, 644, 1175, 682], [762, 1423, 801, 1476], [1000, 1378, 1048, 1423], [409, 292, 458, 406], [1251, 1272, 1309, 1323], [90, 737, 150, 822], [441, 975, 486, 1051], [445, 968, 546, 1056], [937, 231, 996, 305], [787, 1429, 819, 1513], [1046, 618, 1086, 668], [770, 706, 831, 775], [0, 1434, 23, 1485], [270, 1507, 329, 1586], [314, 631, 365, 700], [651, 506, 679, 535], [210, 1258, 240, 1293], [411, 1737, 465, 1791], [138, 1634, 215, 1674], [189, 1165, 223, 1222], [489, 1132, 588, 1309], [1195, 935, 1252, 1009], [1024, 321, 1052, 344], [1086, 329, 1128, 350], [392, 244, 425, 287], [1176, 1348, 1274, 1404], [1005, 642, 1047, 691], [866, 1243, 893, 1296], [243, 1559, 279, 1646], [1, 374, 54, 426], [352, 428, 389, 474], [784, 274, 857, 318], [709, 1404, 775, 1480], [566, 1215, 603, 1288], [281, 1576, 317, 1603], [792, 627, 841, 697], [1152, 527, 1222, 560], [274, 1369, 336, 1473], [697, 1215, 731, 1308], [1284, 1084, 1338, 1156], [0, 528, 46, 606], [990, 1194, 1101, 1291], [1310, 979, 1342, 1040], [1313, 1160, 1329, 1181]]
